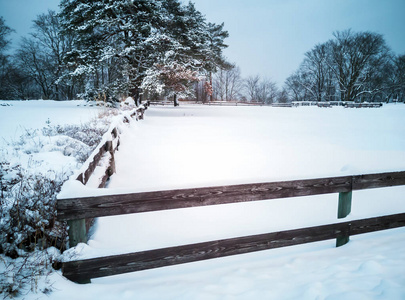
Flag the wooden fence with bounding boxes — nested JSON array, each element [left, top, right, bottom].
[[149, 100, 383, 108], [292, 101, 383, 108], [57, 170, 405, 283], [62, 103, 149, 247]]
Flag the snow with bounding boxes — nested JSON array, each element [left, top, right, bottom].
[[108, 105, 405, 191], [0, 100, 104, 145], [2, 102, 405, 299]]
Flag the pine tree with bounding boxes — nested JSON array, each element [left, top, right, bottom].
[[59, 0, 162, 104], [59, 0, 229, 105]]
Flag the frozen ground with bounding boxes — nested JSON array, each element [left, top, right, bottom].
[[2, 102, 405, 299]]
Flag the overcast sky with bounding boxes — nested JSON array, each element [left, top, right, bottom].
[[1, 0, 405, 86]]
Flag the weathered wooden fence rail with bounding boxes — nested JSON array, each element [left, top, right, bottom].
[[57, 170, 405, 283], [61, 213, 405, 283], [75, 103, 148, 187]]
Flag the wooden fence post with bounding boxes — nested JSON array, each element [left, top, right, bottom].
[[336, 191, 352, 247], [67, 219, 87, 247], [67, 219, 91, 284]]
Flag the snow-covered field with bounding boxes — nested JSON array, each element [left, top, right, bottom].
[[2, 102, 405, 299]]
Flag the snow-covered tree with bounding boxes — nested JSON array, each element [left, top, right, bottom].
[[59, 0, 229, 105], [59, 0, 161, 103], [204, 22, 230, 102]]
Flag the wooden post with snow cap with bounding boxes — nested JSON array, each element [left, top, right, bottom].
[[336, 176, 353, 247]]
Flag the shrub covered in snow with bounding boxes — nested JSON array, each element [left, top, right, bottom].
[[0, 169, 67, 257], [0, 115, 111, 297]]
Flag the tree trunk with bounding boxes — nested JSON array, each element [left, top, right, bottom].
[[130, 86, 140, 106], [174, 94, 179, 107], [209, 72, 213, 102]]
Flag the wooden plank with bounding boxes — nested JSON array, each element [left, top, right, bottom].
[[57, 171, 405, 221], [352, 171, 405, 190], [62, 213, 405, 283], [57, 175, 353, 220], [76, 142, 108, 185]]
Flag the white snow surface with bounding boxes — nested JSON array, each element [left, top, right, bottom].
[[0, 100, 104, 144], [3, 102, 405, 299]]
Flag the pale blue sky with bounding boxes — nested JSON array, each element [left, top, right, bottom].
[[192, 0, 405, 85], [1, 0, 404, 86]]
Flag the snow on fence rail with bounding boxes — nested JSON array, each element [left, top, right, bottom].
[[59, 102, 149, 249], [74, 102, 149, 187], [57, 170, 405, 284]]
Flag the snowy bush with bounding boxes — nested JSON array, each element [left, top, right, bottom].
[[0, 169, 68, 257], [0, 247, 60, 297], [0, 116, 112, 298], [42, 122, 107, 162], [1, 120, 109, 256]]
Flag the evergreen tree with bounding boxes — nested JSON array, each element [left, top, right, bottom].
[[59, 0, 229, 105], [59, 0, 161, 104]]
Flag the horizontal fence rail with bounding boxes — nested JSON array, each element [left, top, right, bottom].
[[57, 171, 405, 221], [63, 213, 405, 283]]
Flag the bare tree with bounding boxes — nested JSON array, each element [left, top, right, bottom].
[[329, 30, 391, 102], [244, 75, 260, 102], [13, 10, 80, 100], [213, 64, 243, 101], [15, 38, 55, 99], [277, 88, 290, 103], [285, 29, 394, 103], [256, 79, 278, 104], [392, 54, 405, 102], [302, 43, 331, 102], [285, 72, 309, 102], [0, 17, 15, 99]]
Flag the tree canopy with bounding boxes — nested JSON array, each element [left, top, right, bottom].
[[58, 0, 229, 104]]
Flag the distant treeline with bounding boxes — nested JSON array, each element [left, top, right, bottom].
[[1, 3, 404, 104], [209, 30, 405, 104]]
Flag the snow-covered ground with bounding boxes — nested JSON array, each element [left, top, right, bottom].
[[2, 102, 405, 299], [0, 100, 105, 144]]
